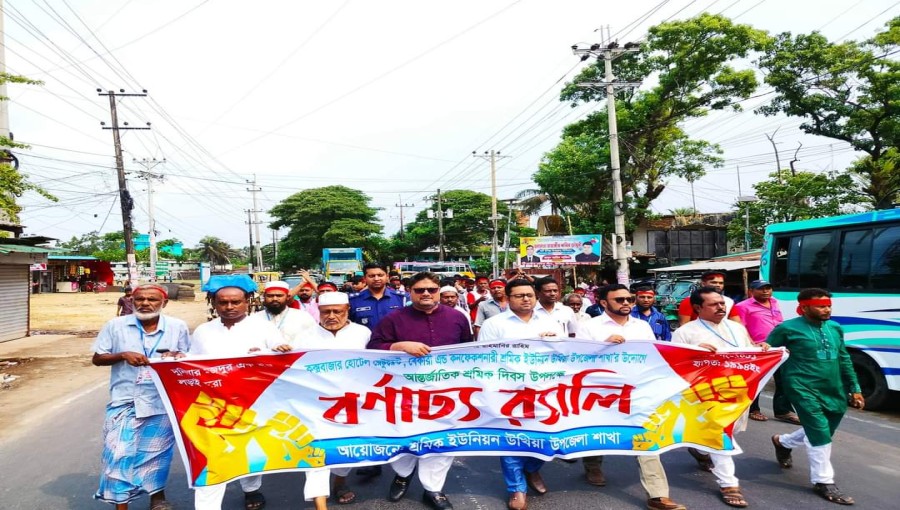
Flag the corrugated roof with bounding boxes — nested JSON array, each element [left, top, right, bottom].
[[47, 254, 98, 261], [0, 244, 56, 254]]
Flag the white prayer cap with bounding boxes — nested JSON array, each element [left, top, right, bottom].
[[439, 285, 457, 295], [318, 292, 349, 306], [264, 280, 291, 292]]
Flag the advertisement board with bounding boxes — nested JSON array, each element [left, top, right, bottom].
[[519, 235, 602, 266]]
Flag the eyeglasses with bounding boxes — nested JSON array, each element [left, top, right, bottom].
[[609, 297, 636, 304], [412, 287, 440, 295], [509, 293, 535, 300]]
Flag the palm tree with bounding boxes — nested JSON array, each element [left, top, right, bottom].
[[197, 236, 238, 266]]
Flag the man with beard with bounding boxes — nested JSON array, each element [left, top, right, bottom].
[[477, 279, 563, 510], [768, 288, 863, 506], [92, 284, 190, 510], [368, 272, 472, 510], [256, 281, 317, 347], [190, 275, 285, 510], [631, 286, 671, 341], [579, 284, 685, 510], [271, 292, 370, 509], [672, 287, 765, 508], [473, 278, 509, 339], [440, 285, 473, 332], [466, 276, 492, 322]]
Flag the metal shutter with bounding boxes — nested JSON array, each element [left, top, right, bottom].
[[0, 265, 29, 342]]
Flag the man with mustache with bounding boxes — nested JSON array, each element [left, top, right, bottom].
[[92, 284, 190, 510], [255, 280, 317, 347]]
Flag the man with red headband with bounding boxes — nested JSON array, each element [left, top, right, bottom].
[[678, 271, 741, 326], [768, 288, 864, 506], [466, 276, 491, 321], [631, 286, 671, 341], [473, 279, 508, 339]]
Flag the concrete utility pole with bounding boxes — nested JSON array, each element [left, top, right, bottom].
[[426, 189, 453, 262], [271, 229, 278, 263], [245, 209, 255, 273], [473, 150, 509, 277], [573, 41, 640, 285], [133, 158, 165, 280], [246, 176, 264, 270], [395, 196, 414, 239], [99, 88, 150, 284], [0, 0, 9, 141]]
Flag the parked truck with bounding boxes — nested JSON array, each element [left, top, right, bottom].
[[322, 247, 363, 285]]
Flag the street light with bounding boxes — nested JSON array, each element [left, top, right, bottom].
[[737, 195, 759, 251]]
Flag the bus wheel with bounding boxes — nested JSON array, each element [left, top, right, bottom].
[[850, 351, 889, 410]]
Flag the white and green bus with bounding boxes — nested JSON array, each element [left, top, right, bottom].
[[760, 209, 900, 409]]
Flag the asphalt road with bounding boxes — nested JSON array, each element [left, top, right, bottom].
[[1, 387, 898, 510]]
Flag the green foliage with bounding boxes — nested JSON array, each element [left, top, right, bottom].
[[269, 186, 382, 269], [532, 14, 768, 235], [197, 236, 240, 266], [758, 17, 900, 208], [726, 171, 868, 248]]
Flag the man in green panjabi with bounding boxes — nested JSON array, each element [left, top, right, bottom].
[[767, 288, 864, 506]]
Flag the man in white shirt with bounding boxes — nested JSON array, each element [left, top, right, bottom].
[[439, 285, 473, 332], [256, 280, 317, 347], [271, 292, 370, 508], [190, 275, 283, 510], [478, 279, 563, 510], [672, 287, 768, 509], [533, 277, 580, 337], [578, 284, 686, 510], [562, 292, 592, 335]]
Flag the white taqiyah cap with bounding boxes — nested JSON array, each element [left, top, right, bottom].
[[264, 281, 291, 292], [439, 285, 457, 295], [318, 292, 349, 306]]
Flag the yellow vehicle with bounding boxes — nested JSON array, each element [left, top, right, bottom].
[[249, 271, 281, 311]]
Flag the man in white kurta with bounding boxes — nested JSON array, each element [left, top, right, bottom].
[[190, 278, 283, 510], [271, 291, 371, 508], [254, 280, 317, 346], [672, 287, 768, 508]]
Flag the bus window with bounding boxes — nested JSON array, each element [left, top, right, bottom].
[[838, 229, 873, 290], [872, 226, 900, 290], [771, 236, 791, 287], [786, 232, 831, 289]]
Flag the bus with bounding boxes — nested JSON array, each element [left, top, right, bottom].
[[393, 261, 475, 279], [760, 209, 900, 409]]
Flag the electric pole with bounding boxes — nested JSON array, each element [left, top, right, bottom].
[[572, 39, 640, 285], [246, 176, 264, 271], [133, 158, 165, 280], [426, 189, 453, 262], [272, 229, 278, 264], [473, 150, 509, 277], [395, 196, 414, 239], [99, 88, 150, 284], [245, 209, 255, 273]]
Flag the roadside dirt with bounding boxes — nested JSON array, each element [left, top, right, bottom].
[[0, 292, 208, 442]]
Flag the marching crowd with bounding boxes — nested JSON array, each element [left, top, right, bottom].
[[94, 265, 863, 510]]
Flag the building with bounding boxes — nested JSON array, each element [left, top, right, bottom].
[[631, 212, 736, 265], [0, 215, 55, 342]]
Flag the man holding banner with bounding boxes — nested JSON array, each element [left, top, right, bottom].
[[477, 278, 564, 510], [367, 272, 472, 510], [578, 284, 686, 510]]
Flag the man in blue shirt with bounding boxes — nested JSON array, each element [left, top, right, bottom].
[[349, 262, 407, 331], [630, 286, 671, 341]]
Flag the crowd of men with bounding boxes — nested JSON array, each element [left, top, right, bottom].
[[93, 266, 864, 510]]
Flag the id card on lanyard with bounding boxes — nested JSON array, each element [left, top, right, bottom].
[[135, 317, 164, 384]]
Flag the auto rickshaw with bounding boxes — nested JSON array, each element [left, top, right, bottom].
[[250, 271, 282, 312]]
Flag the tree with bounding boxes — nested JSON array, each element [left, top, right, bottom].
[[758, 17, 900, 209], [0, 72, 55, 227], [197, 236, 239, 266], [269, 186, 382, 269], [528, 14, 769, 235], [727, 170, 868, 248]]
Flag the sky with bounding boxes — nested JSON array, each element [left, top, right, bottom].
[[4, 0, 897, 250]]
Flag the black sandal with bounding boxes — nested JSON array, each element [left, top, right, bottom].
[[772, 435, 793, 469], [813, 484, 854, 505], [688, 447, 714, 472], [244, 489, 266, 510]]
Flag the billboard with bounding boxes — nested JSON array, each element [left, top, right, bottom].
[[519, 235, 602, 266]]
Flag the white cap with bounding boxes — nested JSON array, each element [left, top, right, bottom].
[[439, 285, 457, 295], [264, 281, 291, 292], [318, 292, 349, 306]]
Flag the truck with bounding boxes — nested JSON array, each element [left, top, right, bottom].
[[322, 247, 363, 285]]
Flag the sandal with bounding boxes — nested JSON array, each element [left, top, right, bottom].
[[813, 483, 854, 505], [244, 489, 266, 510], [334, 486, 356, 505], [688, 447, 714, 472], [721, 487, 749, 508], [150, 502, 174, 510], [749, 411, 768, 421], [774, 413, 801, 425], [771, 435, 792, 469]]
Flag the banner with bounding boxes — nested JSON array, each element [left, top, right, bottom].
[[151, 340, 786, 487], [519, 235, 602, 267]]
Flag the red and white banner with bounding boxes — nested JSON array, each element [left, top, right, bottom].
[[150, 340, 786, 487]]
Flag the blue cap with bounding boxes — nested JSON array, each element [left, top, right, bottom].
[[202, 274, 257, 294], [749, 279, 772, 289]]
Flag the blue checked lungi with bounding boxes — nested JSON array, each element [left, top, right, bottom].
[[94, 403, 175, 504]]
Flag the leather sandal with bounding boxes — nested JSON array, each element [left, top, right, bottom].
[[721, 486, 749, 508], [813, 483, 854, 505]]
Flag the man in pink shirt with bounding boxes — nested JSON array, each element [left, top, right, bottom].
[[735, 280, 799, 424]]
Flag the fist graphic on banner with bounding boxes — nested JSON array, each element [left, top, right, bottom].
[[632, 375, 751, 451]]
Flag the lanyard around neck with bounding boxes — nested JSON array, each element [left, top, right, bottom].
[[699, 319, 738, 348], [135, 316, 164, 357]]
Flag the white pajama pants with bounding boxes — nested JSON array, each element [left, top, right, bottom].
[[778, 428, 835, 484], [710, 453, 739, 488], [391, 455, 453, 492], [194, 475, 261, 510], [303, 467, 352, 501]]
